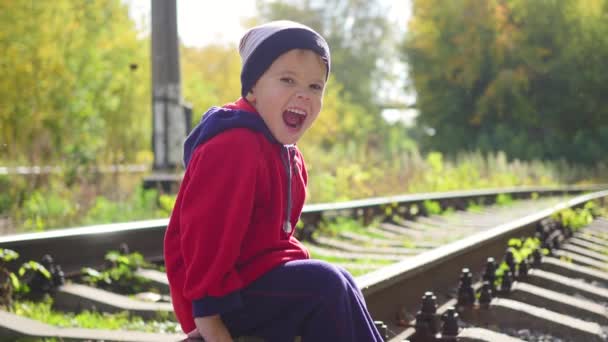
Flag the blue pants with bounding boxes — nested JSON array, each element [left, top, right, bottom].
[[221, 259, 384, 342]]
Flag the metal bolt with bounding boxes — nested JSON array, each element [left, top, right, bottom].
[[479, 281, 493, 307], [119, 243, 130, 255], [532, 248, 543, 267], [411, 291, 440, 341], [422, 292, 438, 315], [41, 254, 65, 288], [552, 234, 561, 249], [501, 270, 513, 293], [518, 259, 529, 278], [542, 239, 553, 256], [440, 307, 460, 338], [536, 220, 549, 240], [457, 268, 475, 308], [413, 310, 438, 342], [483, 257, 497, 293], [504, 248, 516, 274]]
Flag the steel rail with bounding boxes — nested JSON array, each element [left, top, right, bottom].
[[0, 186, 606, 275], [302, 184, 607, 212], [356, 189, 608, 340]]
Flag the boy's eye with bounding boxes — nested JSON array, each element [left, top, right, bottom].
[[310, 83, 324, 91], [280, 77, 295, 84]]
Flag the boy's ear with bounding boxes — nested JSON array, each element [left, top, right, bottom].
[[245, 90, 256, 103]]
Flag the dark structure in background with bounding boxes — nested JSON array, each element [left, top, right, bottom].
[[144, 0, 191, 193]]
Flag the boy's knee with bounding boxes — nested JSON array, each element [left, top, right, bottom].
[[305, 260, 350, 295]]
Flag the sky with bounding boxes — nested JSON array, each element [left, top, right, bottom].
[[126, 0, 411, 49]]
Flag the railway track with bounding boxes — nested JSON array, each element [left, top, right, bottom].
[[0, 186, 607, 341]]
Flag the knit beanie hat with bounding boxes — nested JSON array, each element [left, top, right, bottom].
[[239, 20, 331, 98]]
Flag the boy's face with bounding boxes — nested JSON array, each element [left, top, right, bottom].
[[247, 49, 327, 145]]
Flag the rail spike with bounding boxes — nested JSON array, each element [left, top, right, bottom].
[[119, 242, 130, 255], [482, 257, 497, 293], [410, 291, 440, 342], [478, 281, 493, 308], [504, 248, 516, 275], [532, 248, 543, 268], [23, 254, 65, 298], [457, 268, 475, 309], [500, 270, 513, 294], [518, 258, 529, 279], [541, 238, 553, 256], [439, 307, 460, 341], [536, 219, 550, 241], [41, 254, 65, 289]]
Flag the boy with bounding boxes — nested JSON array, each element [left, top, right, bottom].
[[164, 20, 383, 342]]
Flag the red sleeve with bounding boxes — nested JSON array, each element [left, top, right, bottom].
[[178, 129, 259, 315]]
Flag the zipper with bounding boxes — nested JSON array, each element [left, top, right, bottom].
[[281, 145, 293, 234]]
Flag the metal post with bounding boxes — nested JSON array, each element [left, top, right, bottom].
[[151, 0, 186, 170]]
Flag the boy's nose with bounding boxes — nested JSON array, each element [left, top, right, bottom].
[[295, 89, 311, 101]]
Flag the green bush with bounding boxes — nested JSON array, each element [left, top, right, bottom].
[[4, 148, 606, 233], [21, 189, 77, 231], [82, 187, 169, 225]]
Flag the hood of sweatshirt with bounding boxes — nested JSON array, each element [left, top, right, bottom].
[[182, 98, 278, 167]]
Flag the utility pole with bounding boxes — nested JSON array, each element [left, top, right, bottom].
[[146, 0, 191, 192], [150, 0, 188, 171]]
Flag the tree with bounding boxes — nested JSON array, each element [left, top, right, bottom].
[[181, 44, 242, 123], [0, 0, 149, 166], [404, 0, 608, 164]]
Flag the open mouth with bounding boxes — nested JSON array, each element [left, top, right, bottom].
[[282, 108, 307, 129]]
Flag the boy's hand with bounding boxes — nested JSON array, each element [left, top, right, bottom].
[[189, 315, 233, 342], [186, 328, 204, 340]]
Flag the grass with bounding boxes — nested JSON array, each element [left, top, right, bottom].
[[317, 217, 414, 245], [9, 296, 179, 334], [306, 249, 395, 266], [318, 217, 386, 239]]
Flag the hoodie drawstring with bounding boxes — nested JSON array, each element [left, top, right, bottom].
[[281, 145, 293, 234]]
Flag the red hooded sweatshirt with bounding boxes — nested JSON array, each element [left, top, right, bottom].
[[163, 98, 310, 333]]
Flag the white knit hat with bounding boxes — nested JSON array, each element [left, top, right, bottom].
[[238, 20, 331, 97]]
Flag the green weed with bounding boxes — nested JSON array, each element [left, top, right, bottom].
[[423, 200, 442, 215], [1, 248, 51, 309], [12, 296, 180, 333], [551, 201, 599, 232], [496, 193, 513, 206], [494, 237, 546, 289], [466, 201, 483, 213], [81, 250, 152, 294]]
